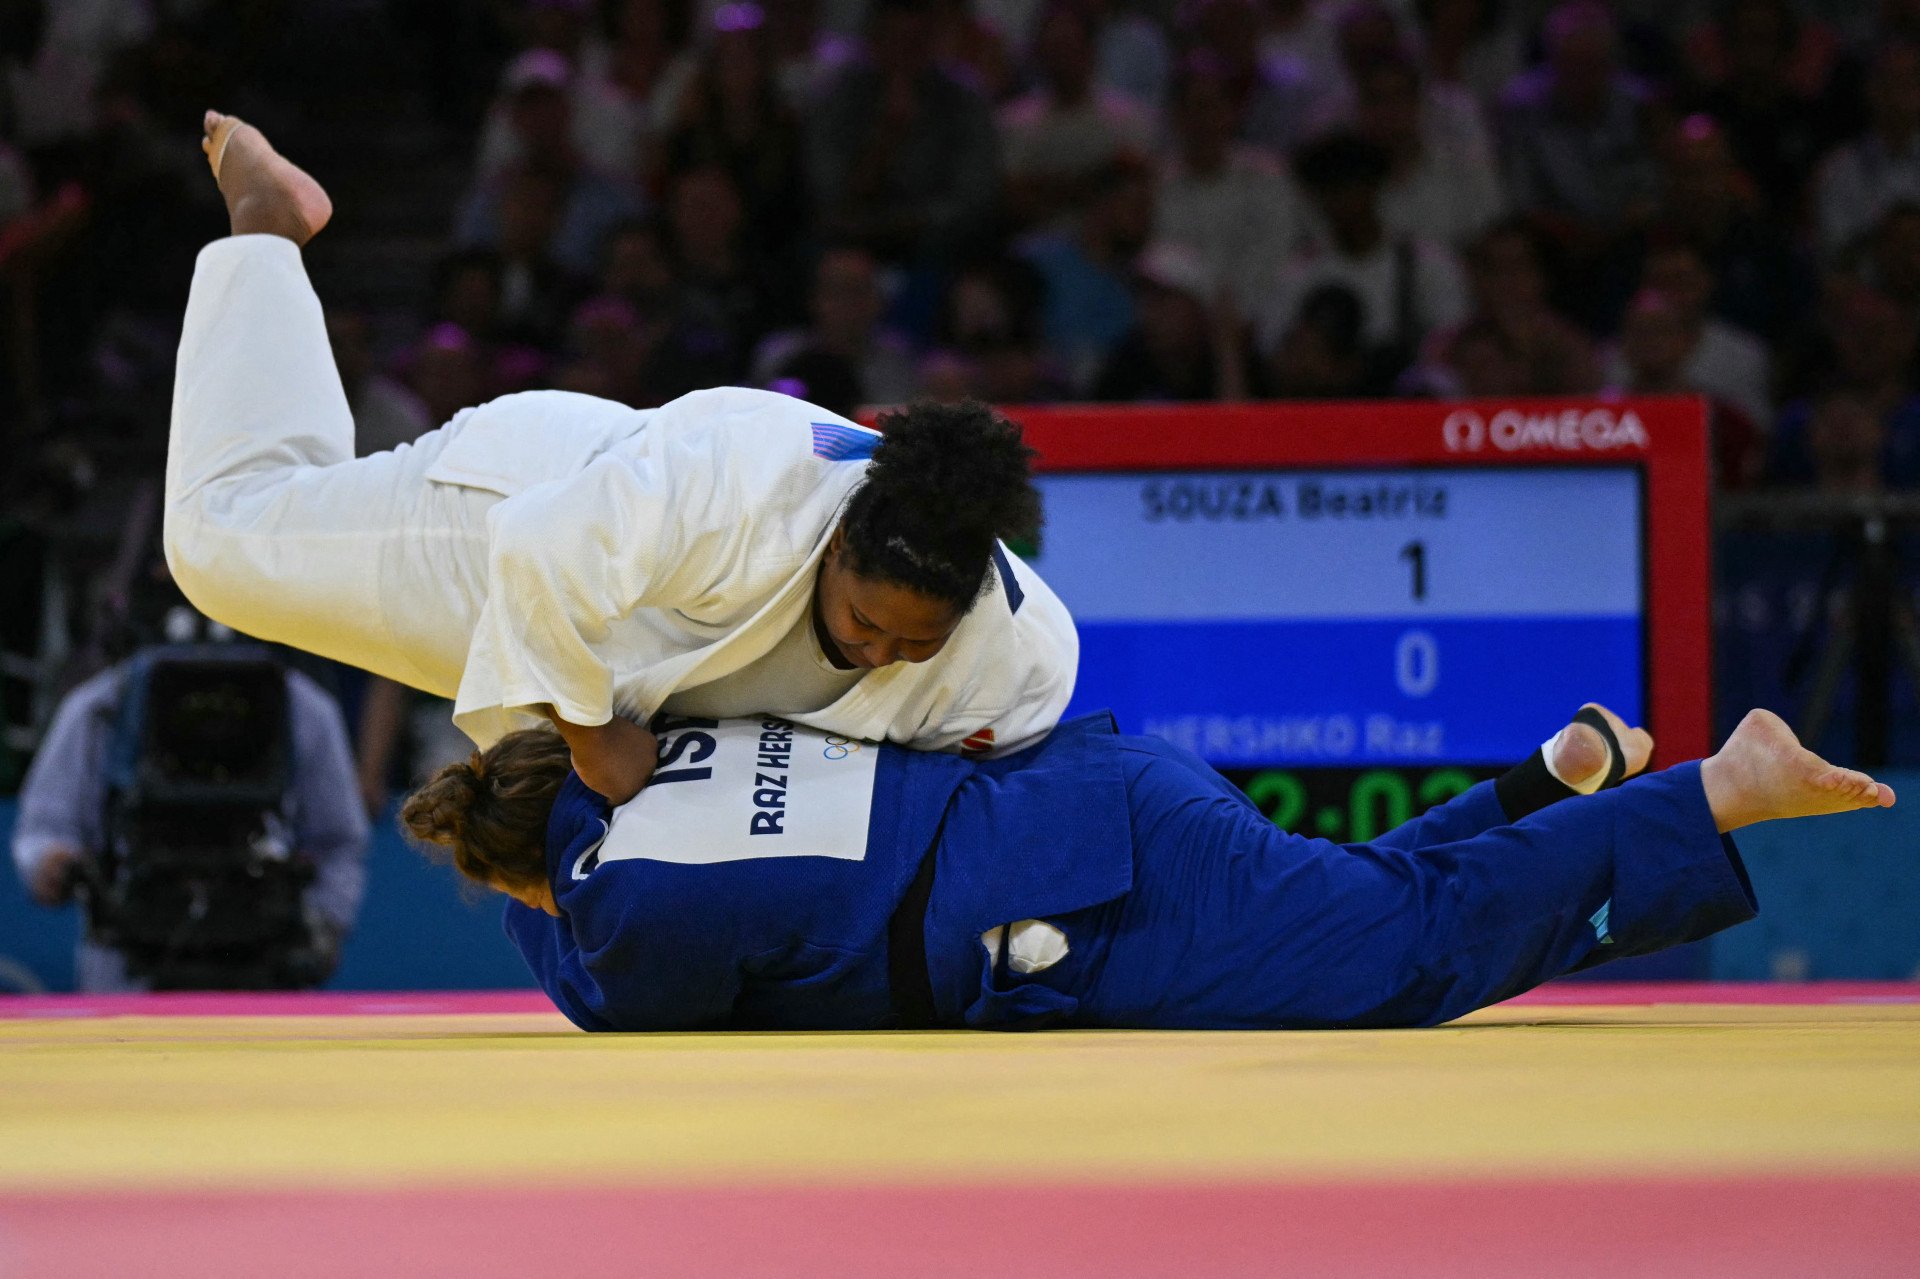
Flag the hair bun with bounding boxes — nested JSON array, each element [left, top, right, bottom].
[[400, 754, 486, 849]]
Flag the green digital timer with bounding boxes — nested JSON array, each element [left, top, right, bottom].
[[1220, 766, 1503, 842]]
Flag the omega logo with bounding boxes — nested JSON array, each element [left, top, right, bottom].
[[1442, 407, 1651, 453]]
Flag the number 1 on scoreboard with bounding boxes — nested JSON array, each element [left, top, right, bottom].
[[1400, 540, 1427, 601]]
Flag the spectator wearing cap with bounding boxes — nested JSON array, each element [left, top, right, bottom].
[[1814, 40, 1920, 259], [753, 245, 918, 406], [1497, 2, 1661, 276], [1153, 52, 1307, 312], [998, 1, 1157, 230], [474, 48, 584, 183], [807, 0, 999, 262], [1092, 241, 1245, 402], [1255, 132, 1467, 386], [1018, 155, 1157, 393], [402, 324, 492, 433], [456, 50, 644, 278], [1603, 241, 1772, 430]]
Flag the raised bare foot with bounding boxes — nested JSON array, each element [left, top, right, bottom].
[[1701, 708, 1896, 833], [1550, 702, 1654, 790], [201, 111, 332, 245]]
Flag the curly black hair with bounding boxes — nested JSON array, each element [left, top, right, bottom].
[[839, 401, 1042, 610]]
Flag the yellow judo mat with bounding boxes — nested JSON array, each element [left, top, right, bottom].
[[2, 986, 1917, 1277]]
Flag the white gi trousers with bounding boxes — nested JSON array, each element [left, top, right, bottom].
[[164, 235, 496, 698]]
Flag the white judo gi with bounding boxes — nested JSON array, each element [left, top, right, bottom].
[[164, 235, 1078, 752]]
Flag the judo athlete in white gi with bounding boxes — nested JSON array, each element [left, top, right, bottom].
[[164, 114, 1076, 805], [401, 705, 1894, 1032]]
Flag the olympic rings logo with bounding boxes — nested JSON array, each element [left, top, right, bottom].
[[823, 736, 862, 760]]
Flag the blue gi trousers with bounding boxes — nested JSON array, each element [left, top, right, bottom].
[[948, 737, 1757, 1031]]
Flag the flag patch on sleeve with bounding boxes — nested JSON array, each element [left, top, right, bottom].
[[811, 422, 881, 461]]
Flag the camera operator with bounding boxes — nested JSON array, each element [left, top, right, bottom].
[[11, 610, 370, 992]]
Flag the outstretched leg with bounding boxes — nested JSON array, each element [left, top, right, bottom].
[[166, 114, 491, 695], [1052, 713, 1889, 1031]]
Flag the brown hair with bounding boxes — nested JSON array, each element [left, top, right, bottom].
[[400, 727, 573, 894]]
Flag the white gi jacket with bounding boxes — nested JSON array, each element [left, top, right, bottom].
[[437, 386, 1079, 753], [166, 238, 1075, 756]]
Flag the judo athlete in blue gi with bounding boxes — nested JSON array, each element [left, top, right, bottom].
[[401, 706, 1894, 1032]]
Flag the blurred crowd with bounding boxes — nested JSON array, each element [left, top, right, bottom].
[[1, 0, 1919, 786]]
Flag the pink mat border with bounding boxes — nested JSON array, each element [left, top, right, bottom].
[[3, 1174, 1916, 1279], [0, 982, 1914, 1020]]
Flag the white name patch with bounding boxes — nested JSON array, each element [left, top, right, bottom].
[[591, 716, 880, 868]]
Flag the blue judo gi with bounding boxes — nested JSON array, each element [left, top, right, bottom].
[[505, 714, 1757, 1032]]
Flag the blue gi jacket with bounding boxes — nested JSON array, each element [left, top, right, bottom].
[[505, 714, 1136, 1031]]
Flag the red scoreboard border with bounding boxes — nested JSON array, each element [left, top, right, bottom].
[[1003, 395, 1712, 767]]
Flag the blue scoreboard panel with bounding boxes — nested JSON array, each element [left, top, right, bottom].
[[1037, 467, 1644, 769], [1007, 398, 1710, 843]]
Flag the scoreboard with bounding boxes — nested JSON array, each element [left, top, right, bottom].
[[1014, 397, 1711, 839]]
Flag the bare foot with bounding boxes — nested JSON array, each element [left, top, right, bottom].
[[1701, 709, 1897, 833], [1550, 702, 1655, 789], [201, 110, 332, 245]]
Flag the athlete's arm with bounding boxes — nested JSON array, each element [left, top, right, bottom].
[[545, 711, 659, 806], [473, 454, 719, 720]]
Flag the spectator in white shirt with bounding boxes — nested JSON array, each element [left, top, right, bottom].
[[998, 0, 1158, 228], [1153, 51, 1307, 310], [1350, 47, 1505, 248], [1814, 40, 1920, 259]]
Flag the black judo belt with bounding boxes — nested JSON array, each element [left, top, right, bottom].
[[887, 848, 939, 1030]]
